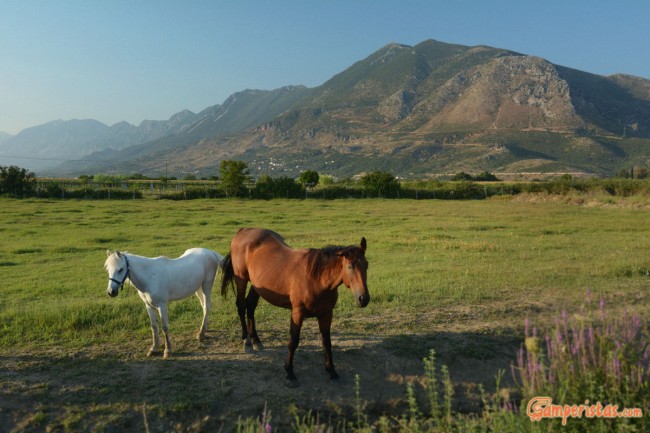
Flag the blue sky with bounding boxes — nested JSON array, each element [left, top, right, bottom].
[[1, 0, 649, 135]]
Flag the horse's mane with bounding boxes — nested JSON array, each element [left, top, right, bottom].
[[303, 245, 362, 280]]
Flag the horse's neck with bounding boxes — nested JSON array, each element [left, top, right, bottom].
[[123, 253, 153, 292], [320, 259, 344, 290]]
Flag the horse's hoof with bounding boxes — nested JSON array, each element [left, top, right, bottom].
[[329, 374, 340, 383], [243, 341, 254, 354], [163, 351, 171, 359], [196, 333, 205, 341], [254, 341, 265, 351], [147, 350, 160, 357], [284, 378, 300, 388]]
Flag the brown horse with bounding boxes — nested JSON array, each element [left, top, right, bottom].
[[220, 228, 369, 386]]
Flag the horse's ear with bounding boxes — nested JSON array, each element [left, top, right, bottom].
[[106, 250, 112, 257], [116, 251, 122, 257], [360, 237, 367, 253]]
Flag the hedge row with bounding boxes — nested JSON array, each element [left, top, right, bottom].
[[5, 178, 650, 200]]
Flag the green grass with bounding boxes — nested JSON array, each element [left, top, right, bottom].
[[1, 197, 649, 431], [2, 197, 649, 344]]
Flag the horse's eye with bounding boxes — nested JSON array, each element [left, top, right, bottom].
[[117, 268, 123, 273]]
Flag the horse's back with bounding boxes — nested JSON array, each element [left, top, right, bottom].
[[232, 228, 286, 249], [180, 248, 222, 264], [230, 228, 289, 259], [172, 248, 222, 284], [230, 228, 304, 291]]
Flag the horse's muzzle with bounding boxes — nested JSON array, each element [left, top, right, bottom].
[[107, 288, 119, 297], [357, 294, 370, 308]]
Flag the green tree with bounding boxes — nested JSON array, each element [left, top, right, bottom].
[[474, 171, 500, 181], [451, 172, 473, 181], [360, 171, 400, 197], [219, 160, 250, 196], [298, 170, 319, 187], [254, 174, 274, 198], [0, 165, 36, 198], [254, 175, 304, 199]]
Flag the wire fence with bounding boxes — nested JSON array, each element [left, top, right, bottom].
[[5, 177, 650, 200]]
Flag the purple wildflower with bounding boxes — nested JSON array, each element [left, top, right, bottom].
[[545, 335, 553, 359]]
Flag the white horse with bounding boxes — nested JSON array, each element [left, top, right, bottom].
[[104, 248, 224, 358]]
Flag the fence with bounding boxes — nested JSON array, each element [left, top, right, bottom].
[[5, 177, 650, 201]]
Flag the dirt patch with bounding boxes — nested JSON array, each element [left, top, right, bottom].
[[0, 322, 520, 432]]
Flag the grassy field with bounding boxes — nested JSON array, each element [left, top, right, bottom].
[[1, 197, 649, 431]]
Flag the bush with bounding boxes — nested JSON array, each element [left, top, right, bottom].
[[158, 186, 223, 200], [360, 171, 400, 197], [451, 171, 474, 181], [0, 165, 36, 198], [298, 170, 319, 187], [253, 175, 304, 199]]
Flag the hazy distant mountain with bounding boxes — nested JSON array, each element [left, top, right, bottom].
[[57, 86, 310, 175], [0, 112, 199, 172], [0, 132, 11, 146], [9, 39, 650, 178]]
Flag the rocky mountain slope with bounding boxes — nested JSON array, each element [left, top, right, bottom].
[[4, 39, 650, 178], [138, 40, 650, 178]]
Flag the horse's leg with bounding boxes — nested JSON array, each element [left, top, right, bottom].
[[159, 303, 173, 358], [246, 287, 264, 350], [318, 311, 339, 381], [195, 283, 211, 341], [235, 276, 254, 353], [284, 308, 304, 387], [145, 305, 161, 357]]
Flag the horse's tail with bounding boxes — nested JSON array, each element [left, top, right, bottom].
[[220, 253, 234, 298]]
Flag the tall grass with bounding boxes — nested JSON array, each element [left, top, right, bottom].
[[246, 304, 648, 432], [513, 289, 649, 432]]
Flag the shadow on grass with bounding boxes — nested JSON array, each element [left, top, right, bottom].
[[0, 330, 521, 432]]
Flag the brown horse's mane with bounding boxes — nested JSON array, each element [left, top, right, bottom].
[[304, 245, 362, 280]]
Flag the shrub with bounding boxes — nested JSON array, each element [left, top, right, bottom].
[[253, 175, 304, 199], [451, 172, 473, 181], [0, 165, 36, 198], [513, 289, 649, 430], [360, 171, 400, 197], [298, 170, 319, 187]]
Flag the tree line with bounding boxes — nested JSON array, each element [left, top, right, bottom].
[[2, 161, 650, 200]]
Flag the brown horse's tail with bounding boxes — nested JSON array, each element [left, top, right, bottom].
[[220, 253, 235, 298]]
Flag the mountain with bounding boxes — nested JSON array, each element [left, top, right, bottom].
[[0, 132, 11, 146], [0, 112, 199, 172], [10, 39, 650, 178], [57, 86, 310, 175], [223, 40, 650, 178]]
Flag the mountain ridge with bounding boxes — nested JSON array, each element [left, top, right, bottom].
[[2, 39, 650, 178]]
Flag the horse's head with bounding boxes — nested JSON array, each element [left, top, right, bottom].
[[104, 250, 129, 297], [338, 237, 370, 308]]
